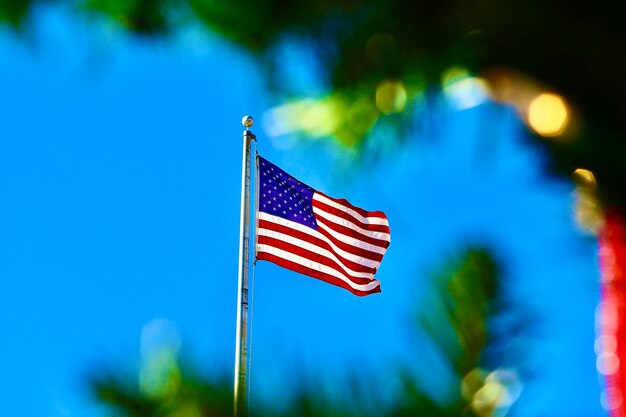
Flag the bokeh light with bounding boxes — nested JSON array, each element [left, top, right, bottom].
[[527, 93, 570, 137], [461, 368, 487, 400], [472, 382, 507, 417], [263, 97, 344, 138], [574, 168, 598, 191], [573, 189, 603, 234], [140, 319, 182, 398], [572, 169, 603, 234], [598, 213, 626, 417], [486, 369, 523, 405], [597, 352, 620, 375], [346, 97, 379, 134], [375, 80, 407, 114], [442, 67, 489, 110], [572, 168, 604, 235], [602, 387, 624, 411], [596, 335, 618, 355], [365, 33, 398, 65], [462, 368, 522, 417], [599, 301, 619, 328]]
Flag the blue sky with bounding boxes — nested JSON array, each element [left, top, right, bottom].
[[0, 4, 604, 417]]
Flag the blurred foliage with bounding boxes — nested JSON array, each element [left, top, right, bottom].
[[395, 248, 524, 417], [0, 0, 45, 26], [91, 248, 524, 417], [421, 249, 499, 378], [3, 0, 626, 214], [90, 366, 233, 417], [82, 0, 174, 33]]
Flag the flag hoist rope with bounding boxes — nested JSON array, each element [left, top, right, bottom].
[[247, 150, 260, 411], [234, 115, 256, 417]]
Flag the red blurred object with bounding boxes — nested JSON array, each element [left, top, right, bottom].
[[599, 211, 626, 415]]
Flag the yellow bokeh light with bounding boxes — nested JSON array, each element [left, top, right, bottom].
[[376, 80, 407, 114], [441, 67, 471, 87], [573, 188, 604, 234], [573, 168, 597, 191], [527, 93, 570, 137], [347, 97, 379, 134], [471, 382, 507, 417], [461, 368, 487, 400], [263, 98, 344, 138], [572, 168, 602, 234]]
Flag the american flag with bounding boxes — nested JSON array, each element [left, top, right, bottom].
[[255, 156, 390, 296]]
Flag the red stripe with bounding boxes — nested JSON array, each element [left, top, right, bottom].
[[256, 251, 381, 297], [316, 192, 388, 221], [312, 199, 391, 234], [257, 235, 376, 285], [258, 218, 383, 267], [257, 229, 377, 275], [315, 225, 385, 263], [315, 214, 391, 249]]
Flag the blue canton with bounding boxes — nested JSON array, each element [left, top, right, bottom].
[[258, 156, 318, 230]]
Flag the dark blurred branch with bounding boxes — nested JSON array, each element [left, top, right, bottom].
[[90, 247, 525, 417], [3, 0, 624, 213]]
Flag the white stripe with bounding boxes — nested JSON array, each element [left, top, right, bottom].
[[316, 221, 387, 255], [313, 207, 391, 242], [313, 193, 389, 226], [257, 212, 383, 268], [257, 244, 381, 293], [257, 228, 376, 279]]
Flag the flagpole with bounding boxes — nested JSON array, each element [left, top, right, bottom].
[[234, 115, 255, 417]]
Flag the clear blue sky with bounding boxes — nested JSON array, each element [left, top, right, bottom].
[[0, 4, 604, 417]]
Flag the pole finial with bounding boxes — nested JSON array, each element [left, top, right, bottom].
[[242, 115, 254, 130]]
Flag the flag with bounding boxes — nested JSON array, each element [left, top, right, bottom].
[[255, 156, 390, 296]]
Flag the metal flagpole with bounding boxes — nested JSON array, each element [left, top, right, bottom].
[[234, 115, 256, 417]]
